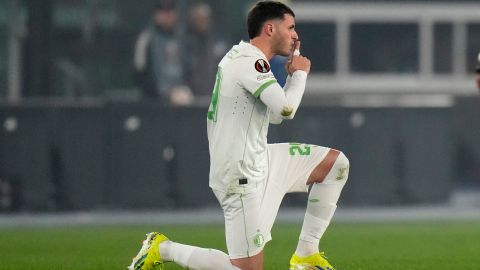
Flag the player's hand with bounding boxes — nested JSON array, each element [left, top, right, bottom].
[[286, 41, 311, 75]]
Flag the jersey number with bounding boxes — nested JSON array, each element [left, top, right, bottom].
[[207, 67, 223, 122], [289, 143, 311, 156]]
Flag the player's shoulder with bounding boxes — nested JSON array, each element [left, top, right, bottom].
[[225, 41, 268, 62], [222, 42, 270, 74]]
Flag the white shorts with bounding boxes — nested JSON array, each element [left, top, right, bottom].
[[213, 143, 331, 259]]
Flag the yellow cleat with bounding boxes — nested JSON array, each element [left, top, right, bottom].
[[128, 232, 169, 270], [289, 252, 336, 270]]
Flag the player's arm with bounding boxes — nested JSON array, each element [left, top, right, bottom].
[[267, 72, 296, 124], [260, 69, 308, 121], [262, 41, 310, 121]]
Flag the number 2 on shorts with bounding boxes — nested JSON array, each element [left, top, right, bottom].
[[289, 143, 311, 156]]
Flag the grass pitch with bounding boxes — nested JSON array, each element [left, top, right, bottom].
[[0, 221, 479, 270]]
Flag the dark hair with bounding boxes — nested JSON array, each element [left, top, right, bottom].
[[247, 1, 295, 39]]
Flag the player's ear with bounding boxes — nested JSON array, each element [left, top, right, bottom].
[[264, 23, 274, 37]]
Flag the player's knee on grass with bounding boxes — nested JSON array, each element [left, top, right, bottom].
[[308, 150, 349, 185]]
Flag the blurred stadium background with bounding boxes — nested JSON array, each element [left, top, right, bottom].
[[0, 0, 480, 223], [1, 1, 480, 269]]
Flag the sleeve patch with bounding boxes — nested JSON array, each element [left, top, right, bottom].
[[255, 59, 271, 73], [281, 106, 293, 116]]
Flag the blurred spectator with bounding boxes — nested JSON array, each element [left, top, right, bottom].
[[476, 53, 480, 92], [133, 0, 192, 104], [185, 2, 227, 102]]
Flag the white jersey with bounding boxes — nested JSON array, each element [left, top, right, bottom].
[[207, 41, 276, 193]]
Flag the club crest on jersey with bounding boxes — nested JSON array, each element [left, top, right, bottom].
[[254, 59, 270, 73]]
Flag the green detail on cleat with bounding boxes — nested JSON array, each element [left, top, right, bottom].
[[128, 232, 169, 270]]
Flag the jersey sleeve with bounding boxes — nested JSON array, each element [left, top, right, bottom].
[[260, 71, 307, 120], [236, 56, 278, 98], [236, 56, 308, 120]]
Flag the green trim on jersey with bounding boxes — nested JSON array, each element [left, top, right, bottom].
[[253, 79, 277, 98], [207, 67, 223, 122]]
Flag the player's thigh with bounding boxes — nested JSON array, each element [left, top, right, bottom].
[[267, 143, 331, 193], [258, 143, 330, 235], [213, 189, 267, 260]]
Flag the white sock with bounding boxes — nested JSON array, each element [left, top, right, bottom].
[[295, 153, 349, 257], [159, 241, 240, 270], [295, 187, 340, 257]]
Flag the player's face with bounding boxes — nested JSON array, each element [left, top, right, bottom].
[[272, 14, 298, 57]]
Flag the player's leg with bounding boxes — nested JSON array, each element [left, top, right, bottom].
[[261, 143, 348, 269], [159, 241, 240, 270], [259, 143, 334, 240], [128, 187, 269, 270], [295, 149, 349, 257], [216, 190, 267, 270], [128, 232, 240, 270], [290, 147, 349, 270]]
